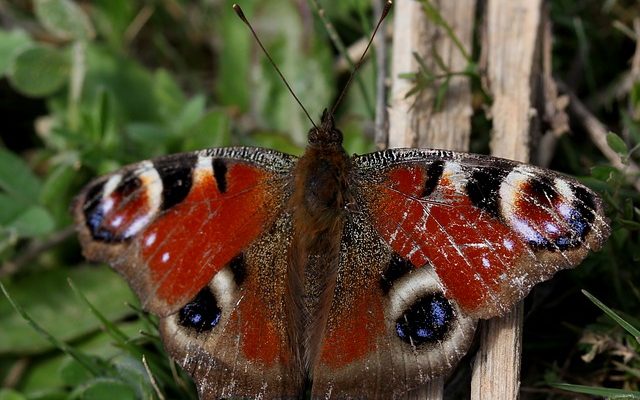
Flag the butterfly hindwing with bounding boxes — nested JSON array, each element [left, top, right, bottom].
[[159, 213, 302, 399], [353, 149, 610, 319], [73, 147, 296, 315], [311, 211, 476, 398]]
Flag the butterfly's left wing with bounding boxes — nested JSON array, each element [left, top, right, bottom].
[[73, 148, 304, 398], [352, 148, 610, 319], [73, 148, 295, 315]]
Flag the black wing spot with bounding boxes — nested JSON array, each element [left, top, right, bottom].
[[555, 185, 596, 248], [178, 287, 221, 333], [421, 160, 445, 197], [396, 293, 454, 346], [155, 154, 196, 210], [83, 180, 112, 242], [528, 176, 557, 204], [213, 159, 228, 194], [572, 185, 596, 231], [528, 184, 597, 251], [380, 253, 413, 294], [229, 254, 247, 286], [83, 173, 141, 243], [466, 167, 510, 219]]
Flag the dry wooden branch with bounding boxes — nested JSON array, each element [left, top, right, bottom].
[[471, 0, 544, 398], [558, 80, 640, 192], [389, 0, 474, 152], [389, 0, 476, 398]]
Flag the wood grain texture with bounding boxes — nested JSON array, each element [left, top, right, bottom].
[[471, 0, 543, 398], [389, 0, 475, 152], [389, 0, 476, 398]]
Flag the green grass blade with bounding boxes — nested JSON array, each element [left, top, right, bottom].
[[552, 383, 640, 398], [0, 281, 104, 376], [67, 278, 129, 343], [582, 290, 640, 344]]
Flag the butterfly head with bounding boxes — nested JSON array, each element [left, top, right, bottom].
[[308, 109, 343, 147]]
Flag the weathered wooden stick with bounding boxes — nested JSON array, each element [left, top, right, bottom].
[[389, 0, 476, 398], [470, 1, 543, 398]]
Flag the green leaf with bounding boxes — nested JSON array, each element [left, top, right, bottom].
[[0, 389, 27, 400], [0, 281, 106, 377], [0, 267, 136, 354], [215, 3, 252, 111], [180, 110, 232, 151], [60, 357, 94, 387], [39, 163, 77, 223], [591, 165, 621, 182], [250, 130, 302, 155], [152, 69, 186, 118], [8, 45, 70, 97], [20, 321, 146, 391], [34, 0, 95, 41], [0, 194, 29, 225], [606, 131, 629, 157], [0, 30, 32, 76], [84, 46, 161, 123], [0, 148, 42, 202], [172, 95, 206, 134], [8, 206, 55, 237], [582, 290, 640, 344], [112, 356, 155, 400], [69, 378, 137, 400]]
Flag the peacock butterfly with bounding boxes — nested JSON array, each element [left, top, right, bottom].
[[72, 4, 610, 400]]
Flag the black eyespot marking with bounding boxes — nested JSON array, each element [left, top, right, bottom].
[[213, 159, 228, 194], [83, 173, 141, 243], [528, 177, 557, 203], [178, 287, 221, 333], [84, 181, 111, 242], [155, 154, 196, 210], [421, 160, 444, 198], [572, 185, 596, 233], [396, 293, 454, 346], [229, 254, 247, 286], [380, 253, 413, 294], [527, 184, 597, 251], [118, 173, 142, 197], [549, 185, 596, 250], [466, 167, 510, 219]]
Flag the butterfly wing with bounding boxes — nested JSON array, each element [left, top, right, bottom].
[[159, 213, 303, 398], [311, 148, 608, 397], [352, 148, 610, 319], [74, 147, 303, 397], [311, 211, 476, 398], [73, 147, 295, 315]]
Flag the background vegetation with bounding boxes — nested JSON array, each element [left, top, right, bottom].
[[0, 0, 637, 399]]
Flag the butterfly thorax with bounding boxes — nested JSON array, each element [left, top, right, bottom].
[[287, 112, 353, 375]]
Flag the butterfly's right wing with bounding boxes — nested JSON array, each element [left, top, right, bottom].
[[351, 148, 609, 319], [311, 211, 477, 399]]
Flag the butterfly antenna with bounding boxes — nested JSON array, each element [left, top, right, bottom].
[[330, 0, 392, 116], [233, 4, 318, 129]]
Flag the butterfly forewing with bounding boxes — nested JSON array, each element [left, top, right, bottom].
[[352, 149, 610, 319], [73, 147, 297, 315]]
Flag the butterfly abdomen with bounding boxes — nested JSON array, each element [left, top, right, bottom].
[[286, 132, 356, 377]]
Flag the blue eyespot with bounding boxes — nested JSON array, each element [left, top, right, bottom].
[[178, 288, 221, 333], [396, 293, 454, 345]]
